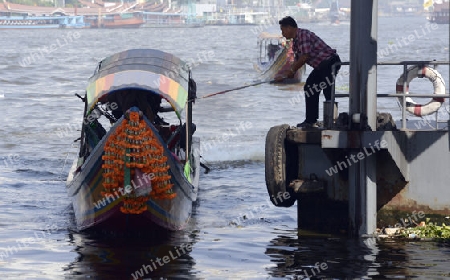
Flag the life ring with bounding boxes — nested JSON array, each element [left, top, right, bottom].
[[265, 124, 297, 207], [396, 65, 446, 117]]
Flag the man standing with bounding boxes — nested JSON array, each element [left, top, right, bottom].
[[275, 16, 341, 128]]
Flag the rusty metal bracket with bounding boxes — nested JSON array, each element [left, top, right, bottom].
[[289, 173, 325, 194]]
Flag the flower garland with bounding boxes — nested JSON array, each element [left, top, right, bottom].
[[101, 110, 176, 214]]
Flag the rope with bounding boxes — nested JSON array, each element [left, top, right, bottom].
[[187, 80, 274, 102]]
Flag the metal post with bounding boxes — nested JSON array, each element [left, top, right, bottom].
[[348, 0, 378, 237], [402, 64, 408, 129], [326, 63, 339, 129], [435, 110, 438, 130], [186, 72, 193, 162], [350, 1, 377, 126]]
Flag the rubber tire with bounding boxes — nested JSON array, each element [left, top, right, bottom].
[[265, 124, 297, 207]]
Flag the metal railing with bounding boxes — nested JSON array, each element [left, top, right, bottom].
[[328, 60, 450, 130]]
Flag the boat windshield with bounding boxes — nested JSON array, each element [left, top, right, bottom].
[[258, 33, 286, 65]]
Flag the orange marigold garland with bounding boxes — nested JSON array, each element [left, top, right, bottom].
[[101, 109, 176, 214]]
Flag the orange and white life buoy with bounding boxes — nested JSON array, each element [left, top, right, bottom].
[[396, 65, 446, 117]]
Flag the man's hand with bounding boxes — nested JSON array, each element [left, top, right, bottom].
[[274, 69, 295, 83], [274, 75, 285, 83], [284, 69, 296, 78]]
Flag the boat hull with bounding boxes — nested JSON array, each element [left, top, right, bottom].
[[0, 24, 60, 29], [86, 15, 144, 28], [101, 22, 143, 28], [142, 22, 204, 28], [0, 15, 88, 29], [427, 2, 450, 24], [66, 118, 200, 232]]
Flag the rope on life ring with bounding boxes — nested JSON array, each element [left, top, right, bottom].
[[396, 65, 446, 117]]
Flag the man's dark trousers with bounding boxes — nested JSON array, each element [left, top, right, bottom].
[[303, 54, 341, 123]]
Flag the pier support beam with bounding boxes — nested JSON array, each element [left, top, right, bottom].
[[348, 0, 378, 237], [349, 0, 378, 128]]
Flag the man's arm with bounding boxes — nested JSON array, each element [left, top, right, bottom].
[[274, 53, 310, 82], [290, 53, 310, 75]]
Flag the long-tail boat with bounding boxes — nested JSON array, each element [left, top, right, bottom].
[[254, 31, 305, 83], [66, 49, 200, 232]]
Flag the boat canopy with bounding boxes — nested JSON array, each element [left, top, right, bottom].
[[258, 32, 283, 40], [86, 49, 190, 117]]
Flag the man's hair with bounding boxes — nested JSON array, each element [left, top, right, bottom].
[[279, 16, 297, 28]]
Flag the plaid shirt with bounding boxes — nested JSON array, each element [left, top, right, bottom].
[[292, 28, 336, 69]]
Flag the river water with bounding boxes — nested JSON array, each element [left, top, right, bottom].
[[0, 15, 449, 279]]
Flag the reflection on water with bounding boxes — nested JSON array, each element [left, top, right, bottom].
[[72, 230, 431, 279], [266, 231, 379, 279], [66, 227, 199, 279], [265, 230, 450, 279]]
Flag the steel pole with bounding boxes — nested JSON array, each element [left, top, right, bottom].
[[349, 0, 378, 237]]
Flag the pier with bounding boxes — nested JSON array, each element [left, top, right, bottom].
[[265, 0, 450, 237]]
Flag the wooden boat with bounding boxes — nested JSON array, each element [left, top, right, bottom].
[[0, 15, 89, 29], [254, 32, 305, 83], [427, 1, 450, 24], [86, 12, 144, 28], [66, 49, 200, 232]]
